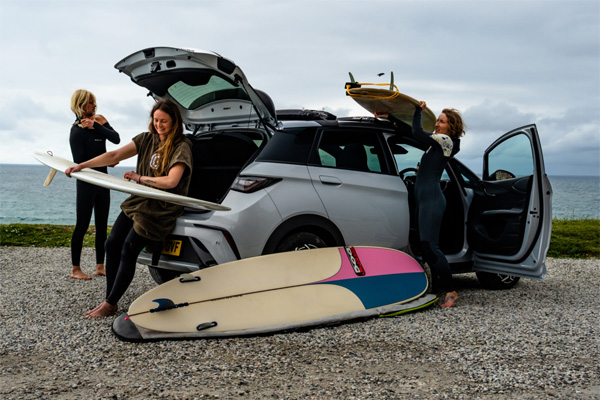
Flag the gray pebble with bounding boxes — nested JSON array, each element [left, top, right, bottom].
[[0, 247, 598, 399]]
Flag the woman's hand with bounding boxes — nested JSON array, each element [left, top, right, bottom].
[[65, 164, 84, 177], [80, 118, 95, 129], [123, 170, 140, 183], [418, 101, 427, 109]]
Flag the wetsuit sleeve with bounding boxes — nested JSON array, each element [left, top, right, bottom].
[[93, 122, 121, 144], [411, 107, 435, 145], [69, 125, 87, 164]]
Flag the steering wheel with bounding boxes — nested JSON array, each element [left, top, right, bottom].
[[399, 167, 418, 180]]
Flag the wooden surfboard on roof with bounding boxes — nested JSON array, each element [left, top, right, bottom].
[[346, 72, 437, 132]]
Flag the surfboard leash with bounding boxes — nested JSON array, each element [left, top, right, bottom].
[[345, 71, 400, 99]]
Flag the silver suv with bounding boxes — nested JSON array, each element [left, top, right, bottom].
[[115, 47, 552, 289]]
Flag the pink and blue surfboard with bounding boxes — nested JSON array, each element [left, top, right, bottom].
[[113, 246, 437, 341]]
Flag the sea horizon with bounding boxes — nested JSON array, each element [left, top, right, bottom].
[[1, 164, 599, 225]]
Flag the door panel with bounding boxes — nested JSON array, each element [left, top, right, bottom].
[[308, 130, 409, 249], [468, 125, 552, 280], [468, 176, 532, 256]]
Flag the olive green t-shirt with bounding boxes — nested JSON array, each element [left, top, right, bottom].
[[121, 132, 193, 241]]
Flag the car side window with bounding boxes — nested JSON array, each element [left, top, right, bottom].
[[315, 130, 386, 173], [485, 133, 534, 180], [388, 138, 452, 180], [390, 142, 424, 174]]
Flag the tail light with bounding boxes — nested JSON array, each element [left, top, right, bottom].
[[231, 177, 281, 193]]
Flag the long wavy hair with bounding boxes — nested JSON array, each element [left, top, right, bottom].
[[70, 89, 95, 126], [148, 100, 185, 176], [441, 108, 466, 138]]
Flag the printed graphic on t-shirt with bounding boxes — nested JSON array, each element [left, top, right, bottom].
[[150, 153, 161, 171]]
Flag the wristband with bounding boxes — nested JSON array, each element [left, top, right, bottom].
[[138, 175, 141, 184]]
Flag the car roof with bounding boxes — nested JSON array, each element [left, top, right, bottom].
[[276, 109, 404, 133]]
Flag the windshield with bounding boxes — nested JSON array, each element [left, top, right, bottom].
[[167, 75, 249, 110]]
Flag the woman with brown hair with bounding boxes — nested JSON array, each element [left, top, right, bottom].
[[376, 102, 465, 307], [66, 100, 193, 318]]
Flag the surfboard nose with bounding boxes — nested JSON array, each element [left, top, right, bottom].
[[112, 313, 143, 342]]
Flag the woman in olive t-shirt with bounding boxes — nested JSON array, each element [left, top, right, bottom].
[[66, 100, 193, 319]]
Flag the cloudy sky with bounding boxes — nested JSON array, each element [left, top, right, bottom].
[[1, 0, 598, 176]]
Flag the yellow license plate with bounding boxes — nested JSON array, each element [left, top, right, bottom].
[[162, 240, 183, 256]]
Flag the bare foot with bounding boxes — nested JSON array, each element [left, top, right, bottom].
[[85, 301, 117, 319], [94, 264, 106, 276], [71, 267, 91, 280], [86, 302, 103, 316], [440, 291, 458, 308]]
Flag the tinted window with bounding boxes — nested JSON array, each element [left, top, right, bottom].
[[486, 133, 533, 180], [256, 127, 316, 164], [451, 159, 480, 188], [313, 130, 387, 173], [389, 138, 452, 180], [167, 75, 249, 110]]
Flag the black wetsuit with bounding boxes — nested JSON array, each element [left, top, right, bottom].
[[69, 120, 120, 266], [411, 107, 460, 292]]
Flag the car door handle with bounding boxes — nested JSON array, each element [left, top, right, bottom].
[[319, 175, 342, 185]]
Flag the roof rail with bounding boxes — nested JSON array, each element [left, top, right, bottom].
[[276, 109, 337, 121]]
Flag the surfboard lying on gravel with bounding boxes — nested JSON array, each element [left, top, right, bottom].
[[112, 246, 437, 341], [33, 151, 229, 211], [346, 72, 437, 132]]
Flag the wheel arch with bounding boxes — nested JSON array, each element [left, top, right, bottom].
[[262, 214, 345, 254]]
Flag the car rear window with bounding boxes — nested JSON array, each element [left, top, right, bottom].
[[168, 75, 249, 110], [256, 127, 316, 164]]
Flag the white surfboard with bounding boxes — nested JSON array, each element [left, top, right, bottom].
[[112, 246, 438, 341], [33, 151, 230, 211]]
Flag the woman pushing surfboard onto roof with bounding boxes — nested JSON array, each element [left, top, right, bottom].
[[66, 100, 193, 318], [375, 101, 465, 308]]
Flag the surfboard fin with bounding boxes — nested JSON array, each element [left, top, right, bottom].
[[44, 169, 57, 186], [150, 298, 189, 313], [346, 72, 361, 94]]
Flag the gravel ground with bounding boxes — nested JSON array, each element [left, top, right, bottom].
[[0, 247, 598, 400]]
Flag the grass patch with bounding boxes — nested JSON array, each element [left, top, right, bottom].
[[0, 224, 102, 248], [548, 219, 599, 258], [1, 221, 598, 259]]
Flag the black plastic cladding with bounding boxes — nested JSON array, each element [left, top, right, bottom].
[[218, 57, 236, 75]]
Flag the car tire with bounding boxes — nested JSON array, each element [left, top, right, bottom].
[[476, 271, 520, 290], [148, 266, 180, 285], [274, 232, 328, 253]]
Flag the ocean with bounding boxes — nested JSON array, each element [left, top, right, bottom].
[[1, 164, 599, 225]]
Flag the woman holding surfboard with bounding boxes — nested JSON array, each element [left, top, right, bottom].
[[375, 102, 465, 308], [66, 100, 193, 318], [69, 90, 120, 280]]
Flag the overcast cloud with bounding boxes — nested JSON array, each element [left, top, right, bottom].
[[1, 0, 598, 175]]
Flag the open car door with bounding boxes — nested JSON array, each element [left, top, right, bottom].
[[467, 124, 552, 280]]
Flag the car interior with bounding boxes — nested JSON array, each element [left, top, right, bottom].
[[389, 137, 466, 257], [185, 130, 265, 204]]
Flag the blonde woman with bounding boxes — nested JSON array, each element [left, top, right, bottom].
[[69, 89, 120, 280], [66, 100, 193, 318]]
